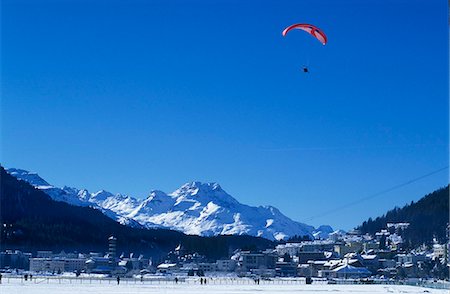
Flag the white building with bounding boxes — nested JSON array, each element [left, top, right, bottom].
[[63, 258, 87, 272], [240, 250, 277, 271], [30, 258, 63, 273], [198, 262, 217, 272], [216, 259, 237, 271], [276, 240, 335, 256], [30, 257, 87, 273]]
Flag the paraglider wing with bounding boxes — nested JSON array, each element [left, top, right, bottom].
[[282, 23, 327, 45]]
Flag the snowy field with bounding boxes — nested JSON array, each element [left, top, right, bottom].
[[0, 279, 448, 294]]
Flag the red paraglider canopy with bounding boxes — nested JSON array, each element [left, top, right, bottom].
[[282, 23, 327, 45]]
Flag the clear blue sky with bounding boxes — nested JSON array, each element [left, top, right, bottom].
[[1, 0, 448, 230]]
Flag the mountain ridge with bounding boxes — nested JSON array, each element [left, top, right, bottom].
[[0, 166, 274, 260], [6, 167, 330, 241]]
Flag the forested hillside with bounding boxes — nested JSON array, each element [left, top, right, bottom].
[[357, 186, 449, 248]]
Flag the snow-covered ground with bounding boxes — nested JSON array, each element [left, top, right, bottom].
[[0, 278, 447, 294]]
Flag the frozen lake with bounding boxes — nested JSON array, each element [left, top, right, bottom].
[[0, 279, 448, 294]]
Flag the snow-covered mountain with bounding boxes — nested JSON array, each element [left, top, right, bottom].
[[6, 168, 332, 241], [312, 225, 335, 240]]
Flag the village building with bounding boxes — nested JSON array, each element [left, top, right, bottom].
[[216, 259, 237, 272], [239, 250, 277, 272]]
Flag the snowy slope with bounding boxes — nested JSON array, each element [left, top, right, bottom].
[[312, 225, 335, 240], [6, 168, 331, 241], [127, 182, 315, 240], [7, 168, 142, 228]]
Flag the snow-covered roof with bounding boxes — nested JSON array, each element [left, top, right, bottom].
[[332, 264, 371, 274], [361, 254, 377, 260], [157, 263, 177, 269]]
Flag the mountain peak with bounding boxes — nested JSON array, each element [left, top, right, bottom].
[[146, 190, 170, 201], [178, 181, 222, 193], [91, 190, 114, 201], [171, 181, 238, 207]]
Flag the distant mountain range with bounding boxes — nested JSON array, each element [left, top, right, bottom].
[[0, 166, 275, 259], [6, 168, 333, 241]]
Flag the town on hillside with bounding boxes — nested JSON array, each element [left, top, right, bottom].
[[1, 223, 449, 284]]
